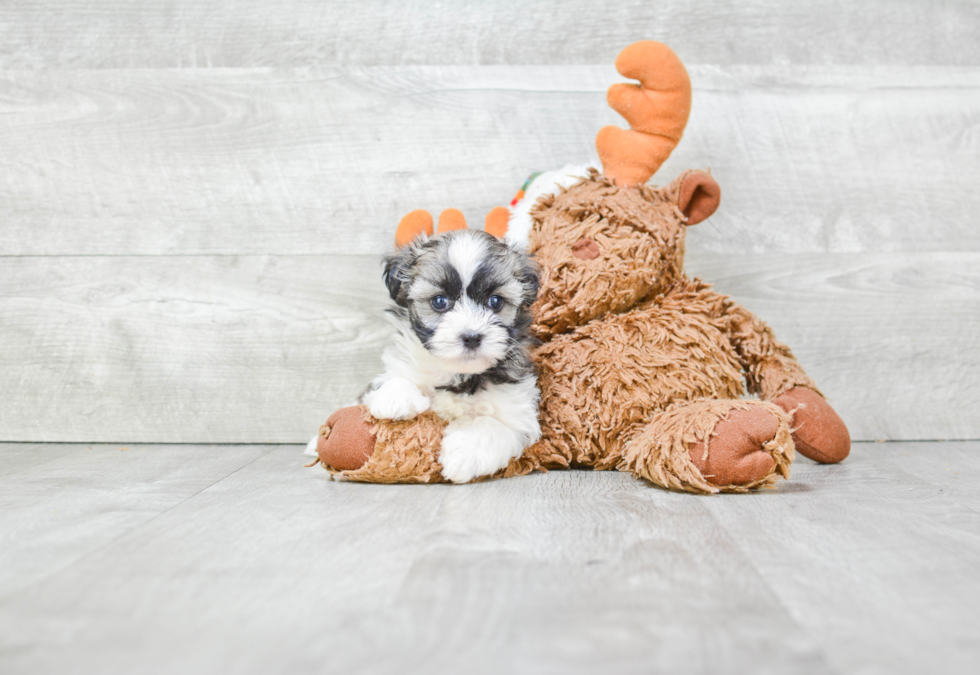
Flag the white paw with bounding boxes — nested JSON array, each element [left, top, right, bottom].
[[363, 378, 431, 421], [304, 436, 319, 457], [439, 417, 524, 484]]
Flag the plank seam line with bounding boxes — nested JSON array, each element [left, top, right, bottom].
[[0, 253, 379, 259], [2, 439, 978, 447]]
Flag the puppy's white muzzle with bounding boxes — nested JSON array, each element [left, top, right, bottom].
[[428, 300, 508, 374]]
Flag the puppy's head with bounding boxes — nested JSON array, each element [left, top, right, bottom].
[[383, 229, 539, 374]]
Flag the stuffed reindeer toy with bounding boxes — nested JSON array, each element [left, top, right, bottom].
[[311, 41, 850, 493]]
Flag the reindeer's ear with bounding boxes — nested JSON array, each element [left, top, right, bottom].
[[677, 170, 721, 225], [395, 209, 434, 247]]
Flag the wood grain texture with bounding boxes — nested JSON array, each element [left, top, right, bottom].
[[684, 250, 980, 442], [1, 3, 976, 446], [1, 5, 976, 673], [0, 66, 977, 256], [0, 1, 978, 68], [0, 255, 390, 443], [0, 441, 977, 674], [2, 252, 976, 443], [0, 443, 271, 602], [700, 441, 980, 674]]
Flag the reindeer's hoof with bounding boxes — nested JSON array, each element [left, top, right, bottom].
[[775, 387, 851, 464], [688, 407, 780, 487], [317, 406, 376, 471]]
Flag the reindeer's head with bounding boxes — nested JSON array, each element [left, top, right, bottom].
[[518, 41, 721, 339], [524, 168, 717, 339]]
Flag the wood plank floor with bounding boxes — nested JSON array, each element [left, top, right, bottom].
[[2, 441, 978, 674]]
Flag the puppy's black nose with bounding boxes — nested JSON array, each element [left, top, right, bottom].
[[461, 333, 483, 349]]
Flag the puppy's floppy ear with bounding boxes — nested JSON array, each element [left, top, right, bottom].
[[382, 245, 417, 305], [516, 250, 540, 307]]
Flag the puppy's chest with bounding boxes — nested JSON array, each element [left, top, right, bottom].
[[429, 388, 497, 423]]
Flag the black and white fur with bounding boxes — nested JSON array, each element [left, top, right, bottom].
[[364, 228, 541, 483]]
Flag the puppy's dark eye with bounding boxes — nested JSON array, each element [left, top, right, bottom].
[[488, 295, 503, 312], [430, 295, 451, 312]]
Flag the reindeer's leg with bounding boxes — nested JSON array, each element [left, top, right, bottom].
[[773, 387, 851, 464], [314, 406, 448, 484], [726, 304, 850, 464], [622, 399, 794, 494]]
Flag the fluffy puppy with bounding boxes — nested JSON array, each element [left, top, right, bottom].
[[363, 228, 541, 483]]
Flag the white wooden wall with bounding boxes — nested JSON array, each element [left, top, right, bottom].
[[1, 1, 978, 443]]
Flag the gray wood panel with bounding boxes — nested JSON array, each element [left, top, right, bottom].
[[0, 441, 977, 674], [0, 1, 978, 69], [1, 2, 976, 446], [684, 250, 980, 442], [2, 252, 976, 443], [0, 66, 976, 256], [0, 255, 390, 443]]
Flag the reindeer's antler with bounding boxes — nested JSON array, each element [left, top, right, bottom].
[[394, 208, 473, 247], [395, 209, 434, 247], [596, 41, 692, 187]]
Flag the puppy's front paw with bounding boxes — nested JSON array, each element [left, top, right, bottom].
[[439, 417, 522, 484], [364, 379, 430, 420]]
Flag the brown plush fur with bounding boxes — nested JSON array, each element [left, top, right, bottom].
[[325, 408, 446, 484], [528, 173, 686, 338], [624, 400, 793, 494], [317, 168, 848, 493], [491, 172, 808, 492]]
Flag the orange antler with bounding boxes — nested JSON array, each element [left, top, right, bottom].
[[394, 209, 473, 247], [596, 41, 692, 187], [436, 208, 468, 234], [395, 209, 434, 247], [484, 206, 510, 238]]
